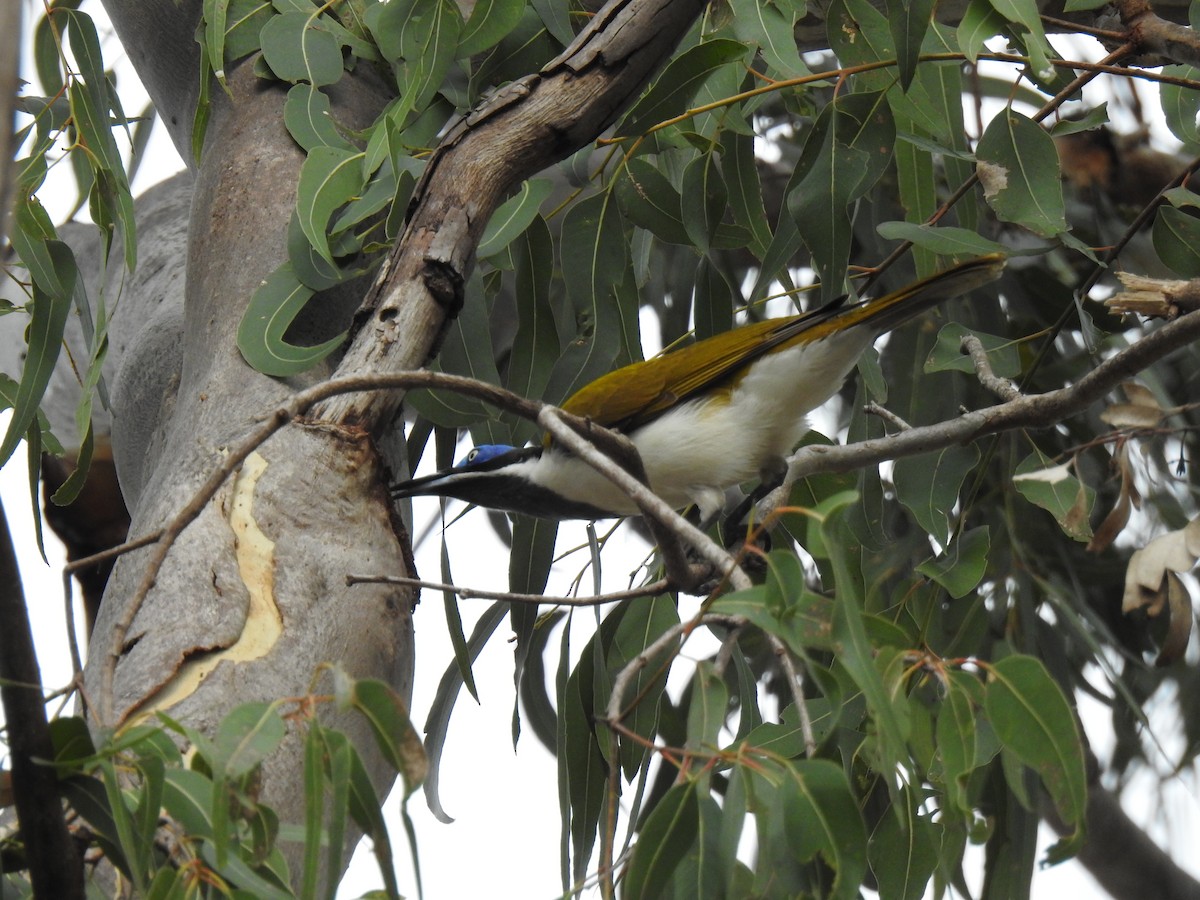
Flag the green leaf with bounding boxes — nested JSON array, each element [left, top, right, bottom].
[[477, 178, 553, 258], [822, 501, 911, 767], [366, 0, 461, 121], [889, 0, 935, 90], [685, 660, 728, 753], [615, 158, 690, 245], [868, 787, 939, 900], [617, 39, 748, 137], [988, 0, 1057, 81], [301, 725, 324, 900], [225, 0, 274, 61], [216, 702, 286, 779], [623, 781, 700, 900], [894, 444, 980, 544], [296, 146, 366, 264], [0, 280, 71, 469], [876, 220, 1010, 257], [1012, 449, 1094, 542], [693, 255, 733, 342], [507, 216, 558, 411], [731, 0, 808, 78], [547, 191, 636, 404], [976, 109, 1066, 238], [283, 84, 356, 152], [457, 0, 524, 57], [1153, 206, 1200, 277], [984, 654, 1086, 857], [423, 602, 509, 823], [936, 672, 979, 814], [778, 759, 869, 900], [723, 129, 772, 257], [606, 595, 679, 778], [352, 679, 428, 794], [1160, 64, 1200, 149], [237, 262, 345, 375], [925, 324, 1021, 378], [681, 150, 727, 253], [916, 525, 990, 598], [158, 768, 214, 840], [789, 91, 895, 296], [260, 11, 345, 85]]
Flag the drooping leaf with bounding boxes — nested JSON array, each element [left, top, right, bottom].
[[888, 0, 935, 90], [283, 84, 357, 152], [976, 109, 1066, 238], [894, 444, 980, 544], [477, 178, 553, 258], [623, 781, 701, 900], [457, 0, 524, 58], [1012, 450, 1094, 542], [916, 526, 990, 598], [617, 39, 749, 137], [260, 11, 346, 86], [984, 654, 1086, 859], [237, 262, 345, 375], [730, 0, 809, 78], [296, 146, 366, 264], [778, 759, 870, 900], [214, 702, 286, 779], [1153, 205, 1200, 277]]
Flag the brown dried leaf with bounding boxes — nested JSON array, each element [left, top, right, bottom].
[[1123, 518, 1200, 613], [1120, 382, 1161, 409], [1100, 403, 1165, 429], [1155, 572, 1193, 667]]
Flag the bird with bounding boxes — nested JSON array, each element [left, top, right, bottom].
[[394, 255, 1005, 522]]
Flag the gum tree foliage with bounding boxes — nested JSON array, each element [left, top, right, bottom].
[[4, 0, 1200, 897]]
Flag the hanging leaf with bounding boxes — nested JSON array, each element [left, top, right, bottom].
[[617, 39, 748, 137], [916, 526, 990, 598], [477, 178, 553, 258], [623, 781, 701, 900], [295, 146, 366, 264], [1012, 450, 1094, 542], [894, 444, 981, 544], [260, 11, 346, 86], [976, 109, 1067, 238], [283, 84, 357, 152], [984, 654, 1086, 860], [236, 262, 345, 376], [457, 0, 524, 58]]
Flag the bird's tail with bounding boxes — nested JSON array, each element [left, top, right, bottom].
[[811, 253, 1007, 339]]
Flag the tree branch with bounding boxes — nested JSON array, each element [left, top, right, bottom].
[[758, 309, 1200, 520], [311, 0, 710, 428], [345, 573, 670, 607]]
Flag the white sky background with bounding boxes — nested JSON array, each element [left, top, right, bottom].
[[4, 2, 1199, 897]]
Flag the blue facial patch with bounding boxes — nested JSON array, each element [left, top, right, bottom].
[[457, 444, 517, 468]]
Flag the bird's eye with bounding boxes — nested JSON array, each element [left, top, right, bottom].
[[466, 448, 480, 463]]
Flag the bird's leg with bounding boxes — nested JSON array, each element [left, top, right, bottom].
[[719, 456, 788, 547]]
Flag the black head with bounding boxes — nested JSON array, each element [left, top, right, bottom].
[[392, 444, 612, 520]]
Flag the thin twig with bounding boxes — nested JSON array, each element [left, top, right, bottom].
[[961, 335, 1022, 401], [863, 401, 912, 432], [345, 572, 670, 606], [769, 636, 816, 758]]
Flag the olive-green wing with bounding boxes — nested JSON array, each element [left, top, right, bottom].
[[560, 254, 1005, 434]]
